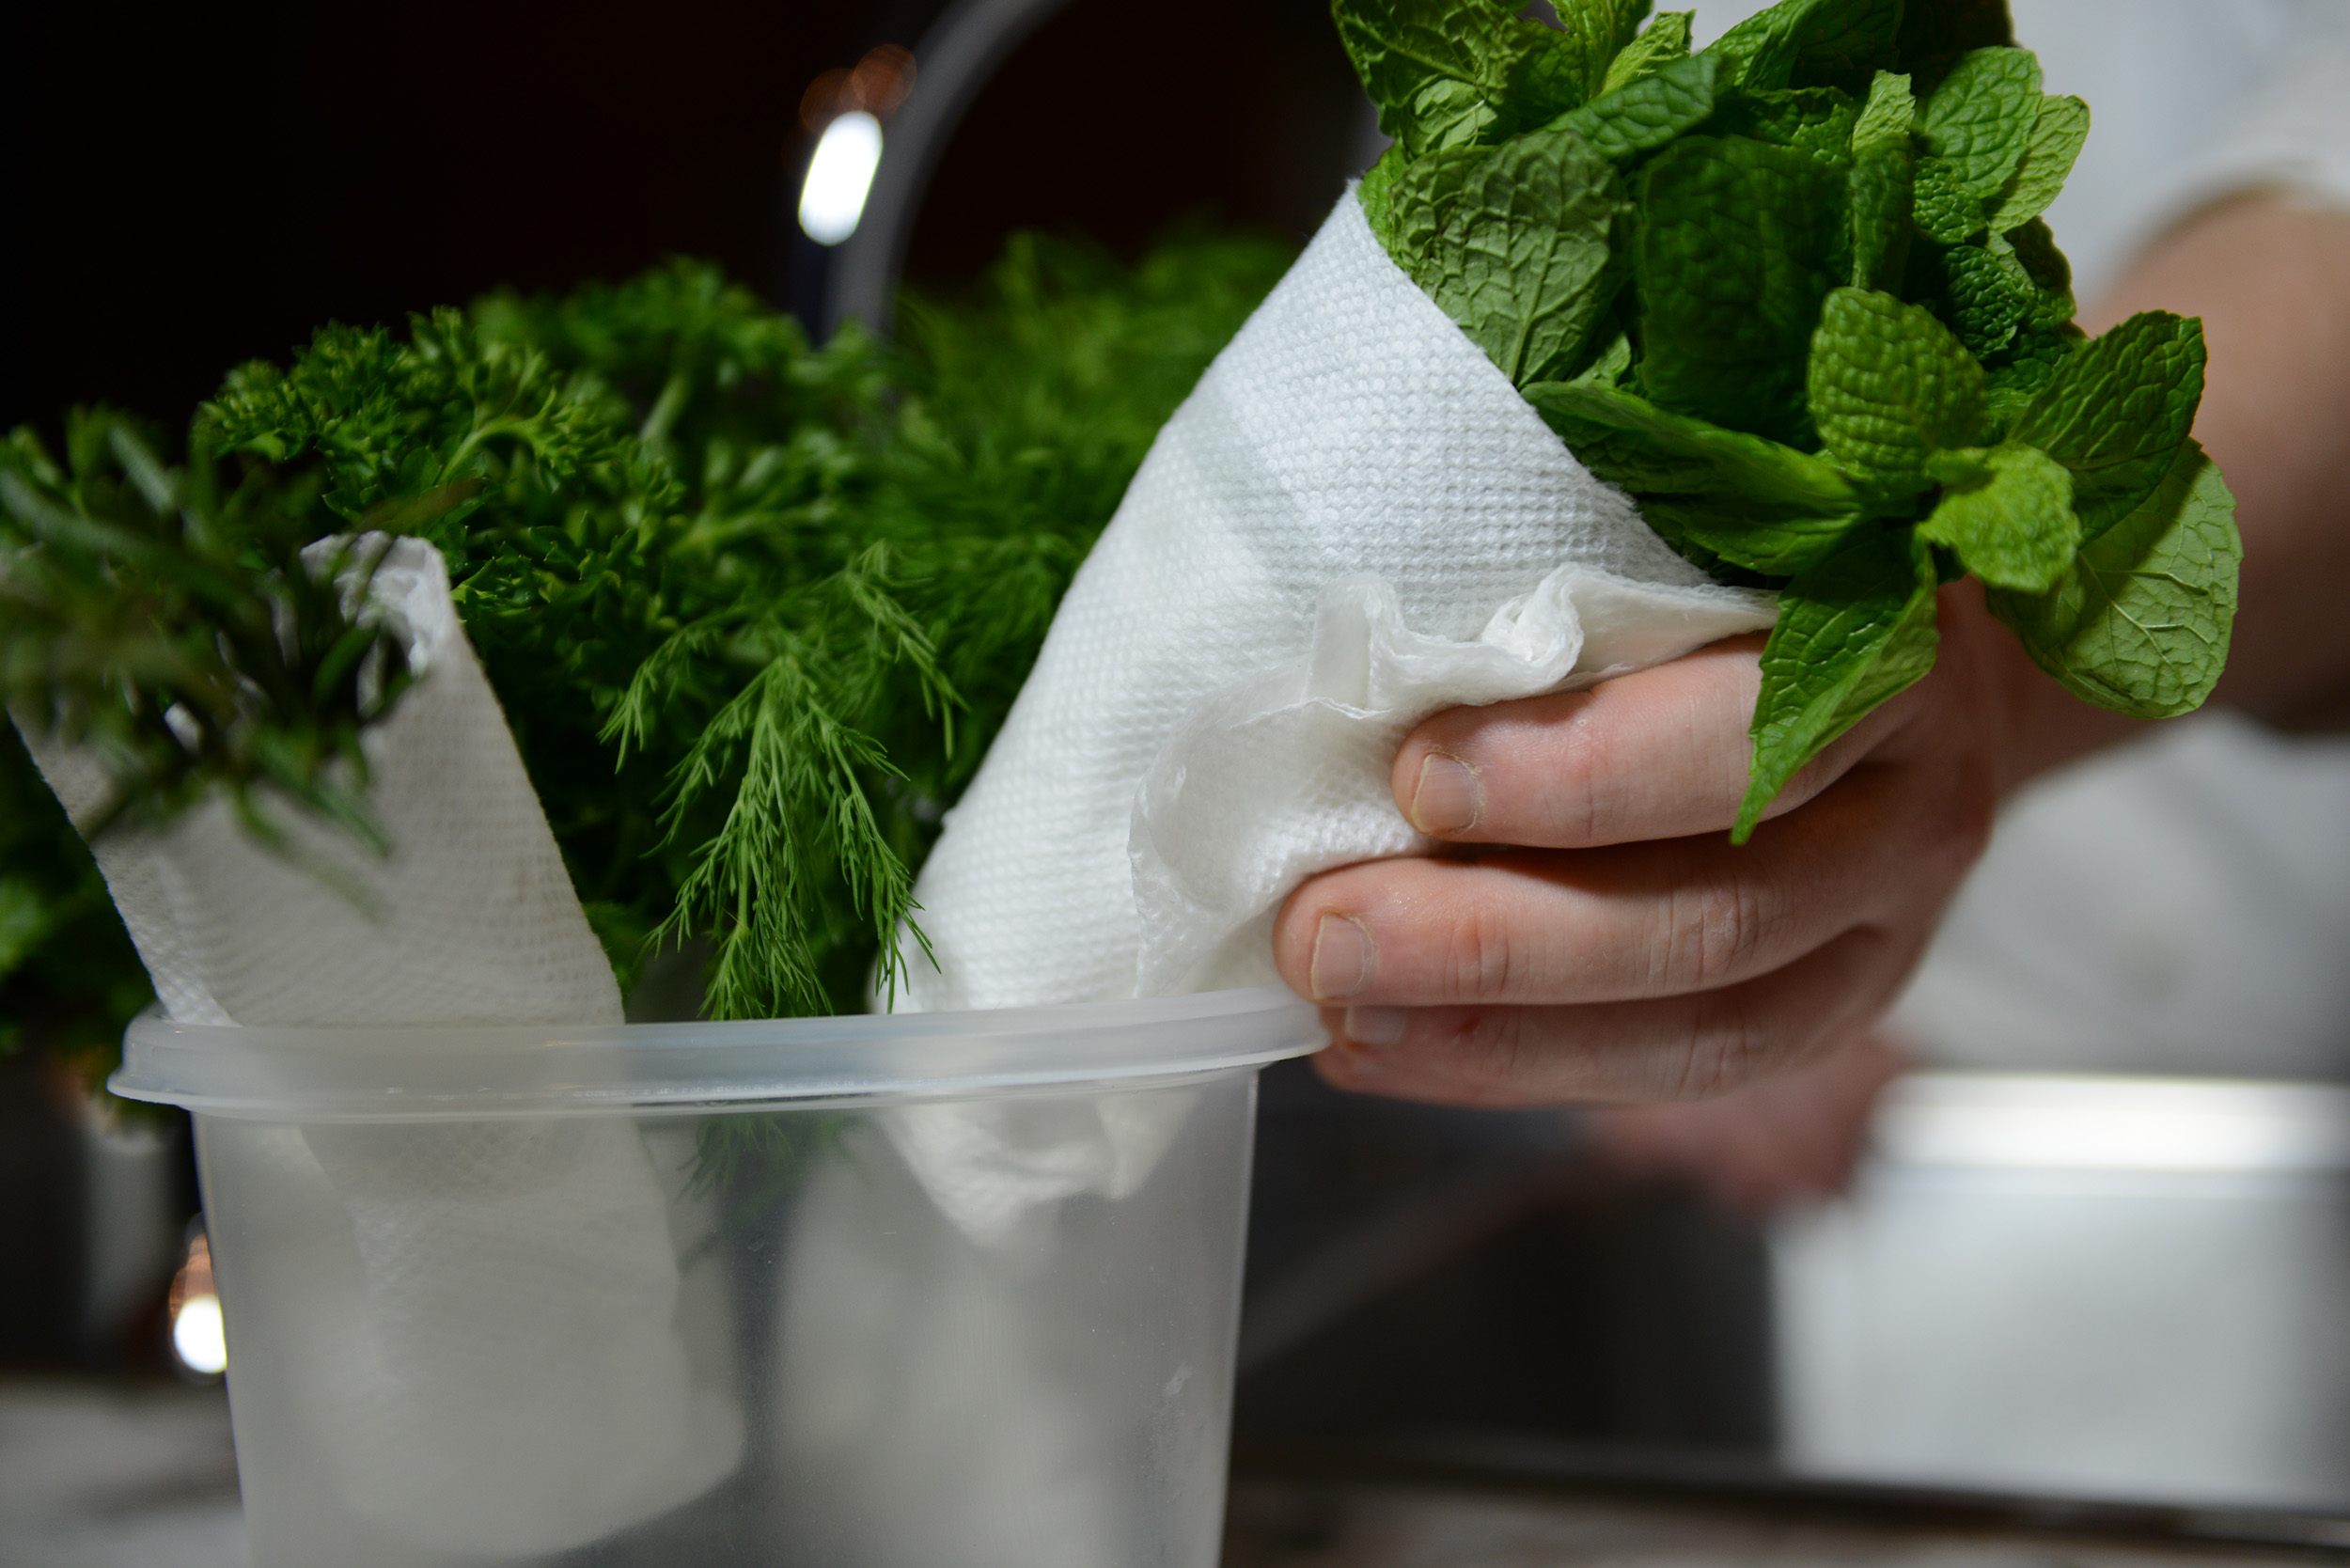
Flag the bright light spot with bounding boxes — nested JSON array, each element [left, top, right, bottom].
[[799, 111, 884, 245], [1875, 1074, 2350, 1174], [173, 1294, 227, 1375], [169, 1229, 224, 1376]]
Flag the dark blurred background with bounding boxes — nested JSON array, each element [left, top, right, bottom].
[[2, 0, 1361, 437]]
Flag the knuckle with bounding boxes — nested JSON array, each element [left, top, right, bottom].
[[1670, 999, 1774, 1101], [1437, 898, 1525, 1001], [1441, 1007, 1554, 1102], [1544, 728, 1611, 847], [1655, 873, 1777, 992]]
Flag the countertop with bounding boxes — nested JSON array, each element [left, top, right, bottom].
[[8, 1379, 2345, 1568]]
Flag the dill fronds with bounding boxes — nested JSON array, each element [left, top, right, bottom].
[[2, 228, 1292, 1053]]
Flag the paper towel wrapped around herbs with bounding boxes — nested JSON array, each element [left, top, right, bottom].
[[894, 189, 1777, 1015], [22, 539, 741, 1557], [779, 195, 1773, 1564]]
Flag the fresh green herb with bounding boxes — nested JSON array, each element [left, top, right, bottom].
[[0, 724, 152, 1078], [2, 413, 422, 855], [1337, 0, 2239, 838], [3, 229, 1292, 1064]]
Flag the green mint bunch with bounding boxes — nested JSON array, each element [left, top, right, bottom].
[[1339, 0, 2240, 838]]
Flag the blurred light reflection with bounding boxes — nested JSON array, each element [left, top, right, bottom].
[[168, 1230, 227, 1376], [1873, 1074, 2350, 1174], [800, 111, 885, 245]]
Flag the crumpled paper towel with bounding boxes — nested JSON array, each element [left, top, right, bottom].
[[780, 191, 1775, 1566], [898, 189, 1776, 1015], [873, 190, 1775, 1238], [22, 538, 740, 1556]]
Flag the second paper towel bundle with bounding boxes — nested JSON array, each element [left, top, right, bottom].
[[23, 541, 742, 1557]]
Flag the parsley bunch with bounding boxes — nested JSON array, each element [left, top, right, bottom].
[[1340, 0, 2241, 837], [2, 232, 1292, 1048]]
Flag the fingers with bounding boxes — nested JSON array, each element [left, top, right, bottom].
[[1284, 588, 2012, 1111], [1392, 634, 1920, 848], [1276, 752, 1979, 1007], [1581, 1030, 1910, 1215], [1309, 926, 1911, 1108]]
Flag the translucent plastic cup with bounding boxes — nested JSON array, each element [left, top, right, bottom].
[[112, 987, 1321, 1568]]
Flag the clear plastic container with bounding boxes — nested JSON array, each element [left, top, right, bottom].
[[112, 986, 1321, 1568]]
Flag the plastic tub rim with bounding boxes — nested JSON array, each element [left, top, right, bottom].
[[111, 984, 1325, 1121]]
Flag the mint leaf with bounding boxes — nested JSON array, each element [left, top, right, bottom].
[[1574, 321, 1636, 386], [2003, 218, 2076, 328], [1987, 94, 2089, 233], [1639, 496, 1865, 575], [1637, 134, 1850, 446], [1776, 0, 1904, 91], [1603, 8, 1694, 94], [1358, 146, 1406, 251], [1848, 71, 1915, 290], [1738, 525, 1939, 839], [1392, 128, 1627, 385], [1334, 0, 1528, 154], [1710, 0, 1903, 95], [1706, 0, 1811, 91], [1918, 441, 2078, 590], [1984, 321, 2082, 427], [1912, 156, 1985, 244], [1713, 86, 1865, 165], [1527, 379, 1862, 573], [1528, 380, 1857, 505], [1808, 286, 1993, 495], [1918, 46, 2043, 198], [2009, 310, 2205, 538], [1986, 440, 2239, 719], [1515, 0, 1654, 123], [1936, 242, 2029, 355], [1850, 66, 1913, 150], [1549, 53, 1718, 163]]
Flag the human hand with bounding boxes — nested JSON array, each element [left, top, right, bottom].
[[1272, 580, 2082, 1106], [1580, 1029, 1910, 1216]]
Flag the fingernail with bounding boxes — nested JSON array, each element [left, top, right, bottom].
[[1410, 752, 1483, 835], [1343, 1006, 1411, 1048], [1309, 914, 1375, 1000]]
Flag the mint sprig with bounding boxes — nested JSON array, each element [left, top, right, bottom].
[[1337, 0, 2239, 839]]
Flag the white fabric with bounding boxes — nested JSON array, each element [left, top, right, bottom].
[[898, 191, 1776, 1015], [21, 539, 740, 1555], [1891, 713, 2350, 1080]]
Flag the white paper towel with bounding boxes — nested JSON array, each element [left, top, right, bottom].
[[22, 538, 740, 1555], [897, 190, 1776, 1014], [881, 192, 1775, 1244], [784, 193, 1775, 1565]]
